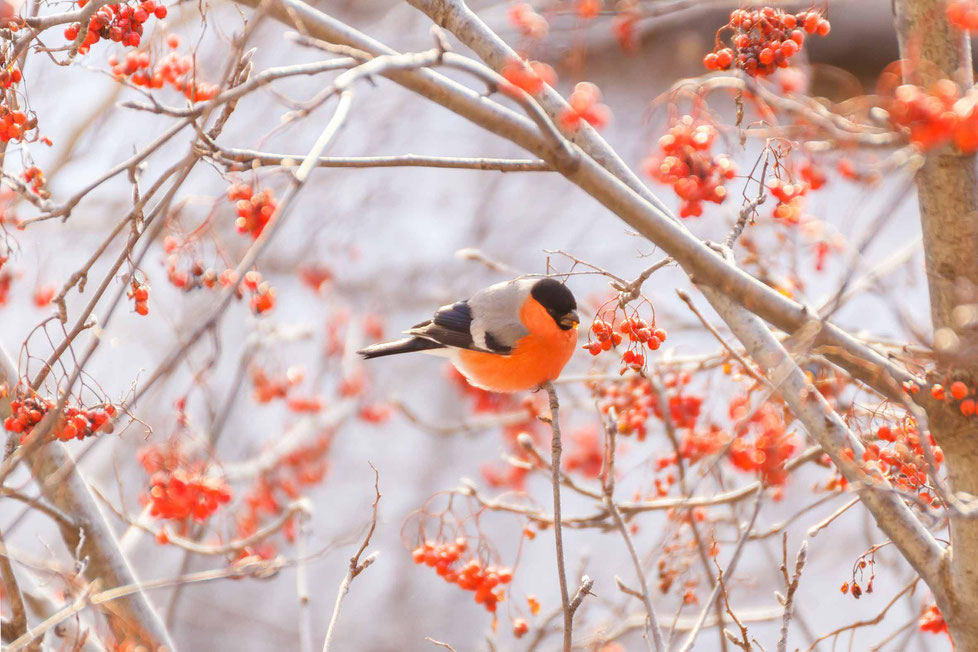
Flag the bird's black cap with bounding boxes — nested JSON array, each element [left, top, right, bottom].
[[531, 278, 576, 316]]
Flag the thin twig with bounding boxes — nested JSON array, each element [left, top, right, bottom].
[[322, 463, 381, 652], [776, 539, 808, 652], [541, 382, 573, 652], [601, 413, 664, 652], [680, 489, 764, 651]]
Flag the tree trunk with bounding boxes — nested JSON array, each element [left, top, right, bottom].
[[893, 1, 978, 647]]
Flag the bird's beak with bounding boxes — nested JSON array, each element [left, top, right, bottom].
[[560, 310, 580, 329]]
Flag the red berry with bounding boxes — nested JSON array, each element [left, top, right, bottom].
[[951, 381, 969, 400], [961, 399, 976, 416]]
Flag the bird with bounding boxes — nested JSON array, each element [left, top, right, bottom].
[[358, 277, 579, 393]]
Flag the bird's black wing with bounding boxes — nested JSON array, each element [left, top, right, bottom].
[[408, 301, 510, 354]]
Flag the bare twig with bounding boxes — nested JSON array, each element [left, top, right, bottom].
[[322, 464, 381, 652], [541, 381, 573, 652], [776, 540, 808, 652], [601, 414, 664, 652], [680, 489, 764, 651]]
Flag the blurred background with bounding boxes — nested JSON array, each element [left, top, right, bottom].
[[0, 0, 948, 650]]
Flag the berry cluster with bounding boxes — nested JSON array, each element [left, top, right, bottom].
[[3, 394, 114, 443], [0, 105, 30, 143], [64, 0, 167, 52], [0, 64, 21, 90], [767, 177, 810, 224], [886, 81, 978, 153], [33, 285, 55, 308], [563, 426, 604, 477], [21, 165, 46, 197], [728, 396, 796, 486], [948, 0, 978, 31], [926, 379, 977, 417], [920, 604, 948, 635], [576, 0, 601, 20], [585, 311, 667, 373], [611, 10, 639, 54], [299, 264, 333, 292], [500, 57, 556, 97], [109, 43, 219, 102], [411, 539, 513, 613], [0, 267, 12, 306], [127, 279, 149, 315], [703, 8, 830, 78], [658, 542, 705, 604], [228, 183, 277, 239], [234, 433, 332, 559], [644, 116, 736, 218], [249, 365, 324, 414], [594, 373, 701, 440], [507, 2, 548, 39], [251, 366, 302, 403], [243, 269, 276, 315], [859, 423, 944, 507], [558, 82, 611, 132], [512, 618, 529, 638], [147, 468, 231, 522]]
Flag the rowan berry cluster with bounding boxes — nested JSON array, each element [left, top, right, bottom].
[[109, 43, 219, 102], [21, 165, 46, 196], [164, 257, 219, 292], [3, 394, 114, 443], [886, 81, 978, 153], [575, 0, 600, 19], [563, 426, 603, 477], [147, 468, 231, 522], [585, 312, 667, 373], [0, 63, 21, 90], [728, 396, 796, 486], [507, 2, 548, 39], [33, 285, 55, 308], [228, 183, 277, 239], [658, 544, 704, 605], [250, 366, 323, 413], [0, 105, 31, 143], [243, 269, 276, 314], [839, 545, 881, 600], [703, 8, 830, 78], [657, 424, 729, 472], [859, 422, 944, 507], [411, 539, 513, 613], [127, 278, 149, 315], [594, 373, 701, 440], [0, 268, 14, 305], [500, 57, 556, 97], [643, 115, 736, 218], [235, 433, 332, 558], [64, 0, 167, 52], [558, 82, 611, 132], [926, 379, 977, 417], [920, 604, 948, 635], [299, 264, 333, 291], [611, 10, 639, 53], [767, 177, 810, 224], [947, 0, 978, 31]]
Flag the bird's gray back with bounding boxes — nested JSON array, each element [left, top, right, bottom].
[[467, 278, 534, 350]]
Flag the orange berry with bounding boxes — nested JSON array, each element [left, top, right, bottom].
[[961, 399, 976, 416], [951, 381, 969, 400]]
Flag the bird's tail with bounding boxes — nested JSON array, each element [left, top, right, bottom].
[[357, 337, 444, 359]]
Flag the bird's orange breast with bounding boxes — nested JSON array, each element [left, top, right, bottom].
[[455, 298, 577, 392]]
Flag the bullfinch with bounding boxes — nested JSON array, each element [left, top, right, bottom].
[[358, 277, 579, 392]]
